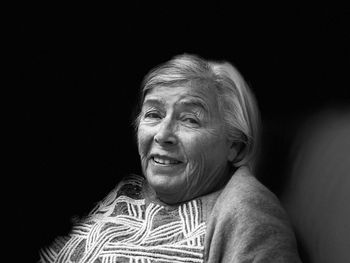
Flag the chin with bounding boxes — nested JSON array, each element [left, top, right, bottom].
[[146, 172, 186, 197]]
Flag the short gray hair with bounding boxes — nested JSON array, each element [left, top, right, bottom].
[[134, 54, 260, 169]]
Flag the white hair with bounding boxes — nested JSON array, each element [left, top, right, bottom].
[[134, 54, 260, 170]]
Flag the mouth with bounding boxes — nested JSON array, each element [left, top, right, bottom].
[[150, 155, 183, 165]]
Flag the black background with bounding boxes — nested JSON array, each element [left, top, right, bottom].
[[14, 3, 349, 262]]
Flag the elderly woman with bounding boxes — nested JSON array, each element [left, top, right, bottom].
[[40, 54, 301, 262]]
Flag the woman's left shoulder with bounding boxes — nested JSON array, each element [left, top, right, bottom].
[[220, 166, 289, 220], [205, 167, 301, 262]]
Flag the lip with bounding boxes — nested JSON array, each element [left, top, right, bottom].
[[149, 153, 185, 166], [148, 153, 186, 175]]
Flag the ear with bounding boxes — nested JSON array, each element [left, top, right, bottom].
[[227, 141, 240, 162]]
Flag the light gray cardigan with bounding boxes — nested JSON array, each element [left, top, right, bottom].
[[204, 166, 301, 262]]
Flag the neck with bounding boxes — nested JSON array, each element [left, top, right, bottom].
[[143, 165, 235, 206]]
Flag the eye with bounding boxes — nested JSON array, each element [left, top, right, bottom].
[[144, 111, 162, 120], [184, 118, 198, 124], [182, 116, 199, 126]]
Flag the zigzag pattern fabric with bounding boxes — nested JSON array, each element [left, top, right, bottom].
[[40, 175, 206, 263]]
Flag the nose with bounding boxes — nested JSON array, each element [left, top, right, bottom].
[[154, 118, 178, 146]]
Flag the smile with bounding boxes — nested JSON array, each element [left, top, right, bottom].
[[151, 155, 182, 165]]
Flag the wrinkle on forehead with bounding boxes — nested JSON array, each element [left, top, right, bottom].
[[143, 79, 221, 119]]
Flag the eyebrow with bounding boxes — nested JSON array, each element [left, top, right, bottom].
[[176, 98, 209, 114], [142, 96, 209, 113], [142, 98, 166, 108]]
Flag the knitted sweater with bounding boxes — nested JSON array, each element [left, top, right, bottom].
[[39, 167, 301, 262]]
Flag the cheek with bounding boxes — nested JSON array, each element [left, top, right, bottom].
[[185, 133, 227, 172], [137, 126, 153, 158], [187, 139, 206, 164], [186, 132, 223, 159], [185, 136, 212, 172]]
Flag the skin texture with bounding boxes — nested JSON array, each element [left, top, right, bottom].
[[137, 84, 238, 204]]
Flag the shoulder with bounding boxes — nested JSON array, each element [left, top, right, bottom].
[[205, 167, 301, 262], [39, 174, 146, 263], [105, 174, 144, 200], [219, 166, 288, 221], [225, 166, 273, 199], [88, 174, 145, 217]]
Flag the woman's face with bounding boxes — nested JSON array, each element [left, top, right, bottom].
[[137, 84, 237, 204]]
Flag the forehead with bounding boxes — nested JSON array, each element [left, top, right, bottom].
[[143, 83, 219, 111]]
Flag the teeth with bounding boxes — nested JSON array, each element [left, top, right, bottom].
[[153, 156, 179, 165]]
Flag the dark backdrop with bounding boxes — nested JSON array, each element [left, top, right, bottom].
[[15, 3, 349, 262]]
